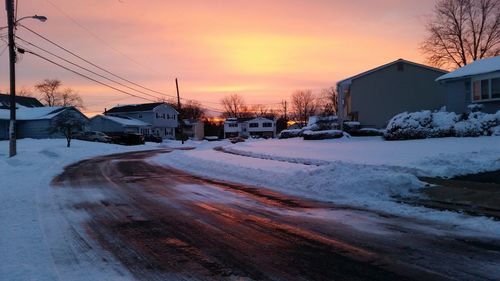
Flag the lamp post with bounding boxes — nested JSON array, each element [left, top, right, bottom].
[[5, 0, 47, 157]]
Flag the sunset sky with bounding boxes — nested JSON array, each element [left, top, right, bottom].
[[0, 0, 437, 116]]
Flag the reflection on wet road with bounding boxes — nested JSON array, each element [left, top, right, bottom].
[[53, 149, 500, 281]]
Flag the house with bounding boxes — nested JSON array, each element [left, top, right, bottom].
[[182, 119, 204, 140], [336, 59, 448, 128], [224, 117, 276, 138], [0, 106, 88, 140], [436, 56, 500, 114], [104, 103, 178, 139], [89, 115, 152, 135]]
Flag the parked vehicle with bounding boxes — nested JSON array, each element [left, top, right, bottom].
[[76, 131, 112, 143], [229, 136, 245, 144], [144, 134, 162, 143], [112, 133, 145, 145]]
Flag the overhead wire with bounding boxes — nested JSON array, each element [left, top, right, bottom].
[[16, 35, 168, 101], [19, 46, 157, 102]]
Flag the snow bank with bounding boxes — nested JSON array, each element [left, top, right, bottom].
[[0, 139, 163, 281], [151, 137, 500, 237]]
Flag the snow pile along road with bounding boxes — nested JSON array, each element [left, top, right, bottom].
[[152, 137, 500, 237], [0, 139, 160, 281]]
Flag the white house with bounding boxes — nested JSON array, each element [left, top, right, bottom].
[[105, 103, 178, 139], [224, 117, 276, 138], [182, 119, 204, 140]]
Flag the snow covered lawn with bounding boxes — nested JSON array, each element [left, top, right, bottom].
[[0, 139, 162, 281], [151, 136, 500, 237]]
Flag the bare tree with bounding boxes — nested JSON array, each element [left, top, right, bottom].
[[318, 87, 338, 116], [181, 99, 206, 120], [34, 79, 85, 109], [35, 79, 61, 106], [221, 94, 249, 118], [291, 89, 317, 126], [60, 88, 85, 110], [50, 110, 86, 148], [421, 0, 500, 69]]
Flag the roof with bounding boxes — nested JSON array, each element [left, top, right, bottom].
[[337, 59, 448, 88], [106, 103, 178, 114], [436, 56, 500, 82], [93, 115, 151, 127], [0, 106, 73, 120], [0, 93, 44, 109]]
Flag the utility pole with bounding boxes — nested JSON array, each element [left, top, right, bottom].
[[175, 78, 184, 144], [6, 0, 16, 157], [284, 100, 287, 120]]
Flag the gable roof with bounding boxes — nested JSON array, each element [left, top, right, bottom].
[[337, 59, 448, 88], [93, 114, 151, 127], [436, 56, 500, 82], [106, 103, 178, 114], [0, 106, 86, 121], [0, 93, 44, 109]]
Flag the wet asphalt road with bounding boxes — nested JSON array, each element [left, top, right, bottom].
[[52, 149, 500, 281]]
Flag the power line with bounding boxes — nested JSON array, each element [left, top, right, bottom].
[[43, 0, 162, 76], [18, 24, 177, 100], [16, 36, 168, 101], [21, 47, 157, 102]]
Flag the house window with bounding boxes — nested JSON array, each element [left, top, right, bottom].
[[249, 123, 259, 128], [138, 114, 142, 118], [228, 124, 238, 128], [263, 122, 272, 127], [173, 115, 176, 120], [481, 79, 489, 100], [162, 113, 166, 119], [472, 76, 500, 101], [166, 114, 170, 119], [156, 113, 159, 118], [472, 80, 481, 101], [492, 78, 500, 99]]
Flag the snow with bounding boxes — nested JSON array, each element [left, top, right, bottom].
[[151, 136, 500, 238], [0, 139, 161, 281], [94, 114, 151, 126], [0, 106, 67, 120], [436, 55, 500, 81]]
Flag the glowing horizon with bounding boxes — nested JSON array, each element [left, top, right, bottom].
[[0, 0, 436, 116]]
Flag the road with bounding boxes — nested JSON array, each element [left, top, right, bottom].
[[52, 149, 500, 281]]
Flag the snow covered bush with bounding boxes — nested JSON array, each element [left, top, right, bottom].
[[384, 111, 433, 140], [278, 129, 304, 139], [349, 128, 384, 137], [302, 130, 345, 140], [384, 109, 500, 140]]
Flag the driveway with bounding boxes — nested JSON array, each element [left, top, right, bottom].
[[52, 149, 500, 281]]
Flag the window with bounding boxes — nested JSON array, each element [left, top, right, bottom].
[[138, 114, 142, 118], [492, 78, 500, 99], [263, 122, 272, 127], [472, 77, 500, 101], [473, 80, 481, 101], [166, 114, 170, 119], [162, 113, 166, 119], [481, 80, 489, 100], [249, 123, 259, 128], [228, 124, 238, 128], [156, 113, 159, 118]]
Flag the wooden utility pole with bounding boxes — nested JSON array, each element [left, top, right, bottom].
[[284, 100, 287, 120], [175, 78, 184, 144], [6, 0, 16, 157]]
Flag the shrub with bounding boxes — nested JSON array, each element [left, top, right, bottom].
[[384, 109, 499, 140], [303, 130, 345, 140]]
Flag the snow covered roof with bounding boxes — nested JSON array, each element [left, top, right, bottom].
[[0, 106, 70, 120], [94, 115, 151, 127], [436, 56, 500, 82], [0, 93, 44, 109], [337, 59, 447, 88]]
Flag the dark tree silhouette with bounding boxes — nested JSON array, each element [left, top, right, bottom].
[[421, 0, 500, 69], [221, 94, 251, 118], [291, 89, 317, 126], [51, 110, 86, 147], [35, 79, 85, 109]]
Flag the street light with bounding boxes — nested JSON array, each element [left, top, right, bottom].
[[5, 0, 47, 157]]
